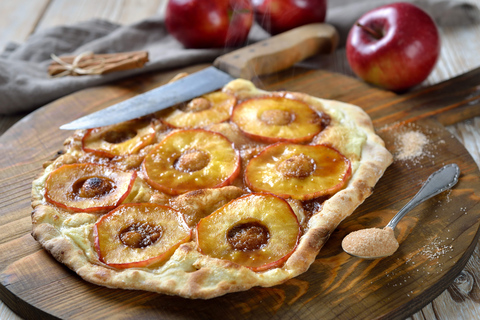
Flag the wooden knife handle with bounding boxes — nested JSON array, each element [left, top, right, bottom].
[[213, 23, 339, 80]]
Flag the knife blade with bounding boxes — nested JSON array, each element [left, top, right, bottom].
[[60, 23, 338, 130]]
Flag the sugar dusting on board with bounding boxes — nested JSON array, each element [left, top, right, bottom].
[[416, 236, 454, 261], [384, 233, 456, 294], [395, 130, 429, 161], [380, 122, 448, 166]]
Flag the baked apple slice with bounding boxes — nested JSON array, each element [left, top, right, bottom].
[[245, 143, 351, 200], [162, 91, 235, 128], [143, 129, 240, 195], [231, 96, 322, 143], [44, 163, 136, 212], [82, 119, 155, 157], [197, 193, 300, 272], [94, 203, 191, 268]]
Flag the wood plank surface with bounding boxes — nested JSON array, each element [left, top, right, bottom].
[[0, 0, 166, 52], [0, 0, 50, 51], [0, 64, 479, 319], [37, 0, 166, 29]]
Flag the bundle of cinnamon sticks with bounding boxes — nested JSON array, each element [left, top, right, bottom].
[[48, 51, 149, 77]]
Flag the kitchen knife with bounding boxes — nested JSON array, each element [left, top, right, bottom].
[[60, 23, 338, 130]]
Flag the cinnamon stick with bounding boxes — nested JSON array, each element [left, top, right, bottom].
[[48, 51, 149, 77]]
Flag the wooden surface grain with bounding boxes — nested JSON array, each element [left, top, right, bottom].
[[1, 0, 480, 319]]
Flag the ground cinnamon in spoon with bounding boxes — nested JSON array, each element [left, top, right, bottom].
[[342, 227, 399, 259]]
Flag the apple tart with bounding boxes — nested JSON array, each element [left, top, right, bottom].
[[31, 78, 392, 299]]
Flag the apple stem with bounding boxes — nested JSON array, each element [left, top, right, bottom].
[[356, 22, 383, 39]]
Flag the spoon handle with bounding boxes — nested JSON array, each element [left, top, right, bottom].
[[386, 163, 460, 230]]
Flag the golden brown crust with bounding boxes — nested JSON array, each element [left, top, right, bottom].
[[31, 79, 392, 299]]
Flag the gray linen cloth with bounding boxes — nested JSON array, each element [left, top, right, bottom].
[[0, 0, 477, 114]]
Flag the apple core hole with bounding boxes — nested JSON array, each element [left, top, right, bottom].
[[73, 176, 116, 198], [182, 97, 211, 112], [227, 221, 270, 252], [175, 149, 210, 172], [259, 109, 294, 126], [103, 129, 137, 144], [277, 153, 315, 178], [119, 222, 163, 248]]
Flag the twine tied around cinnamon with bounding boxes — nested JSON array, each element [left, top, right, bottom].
[[50, 52, 104, 77], [48, 51, 149, 77]]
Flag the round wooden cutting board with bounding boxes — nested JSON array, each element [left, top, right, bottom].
[[0, 65, 479, 320]]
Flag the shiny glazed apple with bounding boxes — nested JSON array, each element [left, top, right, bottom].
[[163, 92, 236, 128], [231, 96, 323, 143], [82, 119, 156, 157], [44, 163, 136, 212], [196, 193, 300, 271], [94, 203, 191, 268], [245, 142, 351, 200], [143, 129, 240, 195]]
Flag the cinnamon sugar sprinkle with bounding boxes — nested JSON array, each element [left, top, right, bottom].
[[395, 130, 429, 161]]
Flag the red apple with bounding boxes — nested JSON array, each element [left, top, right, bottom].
[[346, 2, 440, 92], [165, 0, 254, 48], [252, 0, 327, 35]]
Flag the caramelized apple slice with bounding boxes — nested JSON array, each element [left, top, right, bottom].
[[143, 129, 240, 195], [82, 119, 155, 157], [197, 193, 300, 271], [162, 91, 235, 128], [45, 163, 136, 212], [231, 96, 322, 143], [94, 203, 191, 268], [245, 143, 351, 200]]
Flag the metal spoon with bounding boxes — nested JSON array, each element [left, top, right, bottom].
[[342, 163, 460, 259]]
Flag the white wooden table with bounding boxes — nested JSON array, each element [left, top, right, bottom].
[[1, 1, 480, 319]]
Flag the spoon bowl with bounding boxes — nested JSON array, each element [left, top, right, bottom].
[[342, 163, 460, 259]]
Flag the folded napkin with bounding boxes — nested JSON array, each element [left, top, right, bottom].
[[0, 0, 477, 114]]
